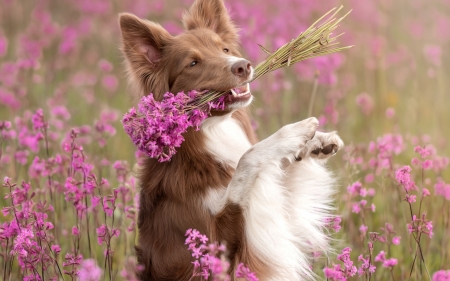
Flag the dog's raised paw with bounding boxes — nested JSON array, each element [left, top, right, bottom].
[[275, 117, 319, 157], [296, 131, 344, 160]]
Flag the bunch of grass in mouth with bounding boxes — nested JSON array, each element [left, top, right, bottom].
[[187, 6, 353, 110]]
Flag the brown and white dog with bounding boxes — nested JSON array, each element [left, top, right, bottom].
[[119, 0, 344, 280]]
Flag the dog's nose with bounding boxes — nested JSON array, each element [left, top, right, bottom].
[[231, 60, 252, 78]]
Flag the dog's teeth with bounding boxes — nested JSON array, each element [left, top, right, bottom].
[[231, 89, 238, 97], [237, 90, 248, 96]]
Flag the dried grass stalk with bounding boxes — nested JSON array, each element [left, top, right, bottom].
[[188, 6, 353, 108]]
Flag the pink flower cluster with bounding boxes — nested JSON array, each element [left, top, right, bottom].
[[407, 214, 434, 238], [435, 179, 450, 200], [357, 254, 376, 277], [324, 247, 357, 280], [185, 228, 258, 281], [374, 251, 398, 269], [1, 108, 139, 281], [2, 177, 63, 280], [325, 216, 342, 232], [122, 92, 225, 162], [433, 270, 450, 281], [395, 165, 417, 191]]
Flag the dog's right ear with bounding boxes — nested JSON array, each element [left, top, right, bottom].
[[119, 13, 173, 98], [119, 13, 172, 68]]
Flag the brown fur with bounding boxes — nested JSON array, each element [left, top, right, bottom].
[[119, 0, 265, 280]]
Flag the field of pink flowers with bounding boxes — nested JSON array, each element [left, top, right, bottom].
[[1, 0, 449, 280]]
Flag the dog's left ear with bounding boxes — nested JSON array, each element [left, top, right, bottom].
[[182, 0, 239, 45]]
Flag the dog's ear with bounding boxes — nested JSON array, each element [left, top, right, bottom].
[[119, 13, 172, 98], [182, 0, 239, 45]]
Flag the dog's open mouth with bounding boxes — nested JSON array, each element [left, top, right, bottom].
[[226, 83, 251, 103]]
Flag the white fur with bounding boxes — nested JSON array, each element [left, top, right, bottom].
[[202, 114, 343, 281], [203, 187, 227, 215], [228, 95, 254, 110], [202, 113, 251, 167], [201, 113, 251, 214], [225, 55, 246, 65], [284, 159, 337, 255]]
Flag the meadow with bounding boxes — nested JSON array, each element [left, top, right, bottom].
[[0, 0, 449, 280]]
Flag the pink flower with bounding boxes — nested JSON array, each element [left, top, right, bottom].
[[31, 109, 47, 131], [423, 188, 430, 197], [78, 259, 103, 281], [374, 251, 386, 262], [51, 106, 71, 121], [98, 59, 113, 72], [51, 244, 61, 254], [102, 75, 118, 91], [395, 166, 412, 186], [385, 108, 395, 118], [72, 226, 80, 236], [96, 225, 108, 245], [352, 203, 361, 214], [324, 265, 346, 281], [59, 27, 78, 54], [360, 200, 367, 207], [359, 188, 368, 197], [359, 225, 368, 235], [405, 194, 417, 203], [395, 166, 416, 191], [336, 247, 357, 277], [432, 270, 450, 281], [63, 253, 82, 267], [0, 88, 21, 109], [347, 181, 362, 195], [358, 254, 376, 276], [356, 93, 374, 115], [392, 236, 401, 245], [422, 160, 433, 170], [0, 35, 7, 57], [415, 145, 434, 158], [435, 179, 450, 200], [382, 258, 398, 268], [425, 221, 433, 238], [14, 150, 29, 165], [424, 45, 442, 66], [236, 263, 259, 281], [365, 174, 375, 184]]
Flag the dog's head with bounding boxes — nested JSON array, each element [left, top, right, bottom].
[[119, 0, 253, 110]]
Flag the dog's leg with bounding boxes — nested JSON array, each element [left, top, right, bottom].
[[217, 117, 320, 281], [284, 131, 344, 259]]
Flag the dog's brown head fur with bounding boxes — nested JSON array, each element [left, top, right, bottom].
[[119, 0, 252, 101]]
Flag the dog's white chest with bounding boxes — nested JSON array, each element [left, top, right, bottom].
[[201, 114, 251, 168]]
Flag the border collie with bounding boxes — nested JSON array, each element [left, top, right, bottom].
[[119, 0, 344, 280]]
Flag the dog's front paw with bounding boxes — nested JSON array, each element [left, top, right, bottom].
[[275, 117, 318, 156], [295, 131, 344, 160], [247, 117, 319, 162]]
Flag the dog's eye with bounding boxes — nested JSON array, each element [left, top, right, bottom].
[[223, 48, 229, 53], [190, 61, 198, 67]]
